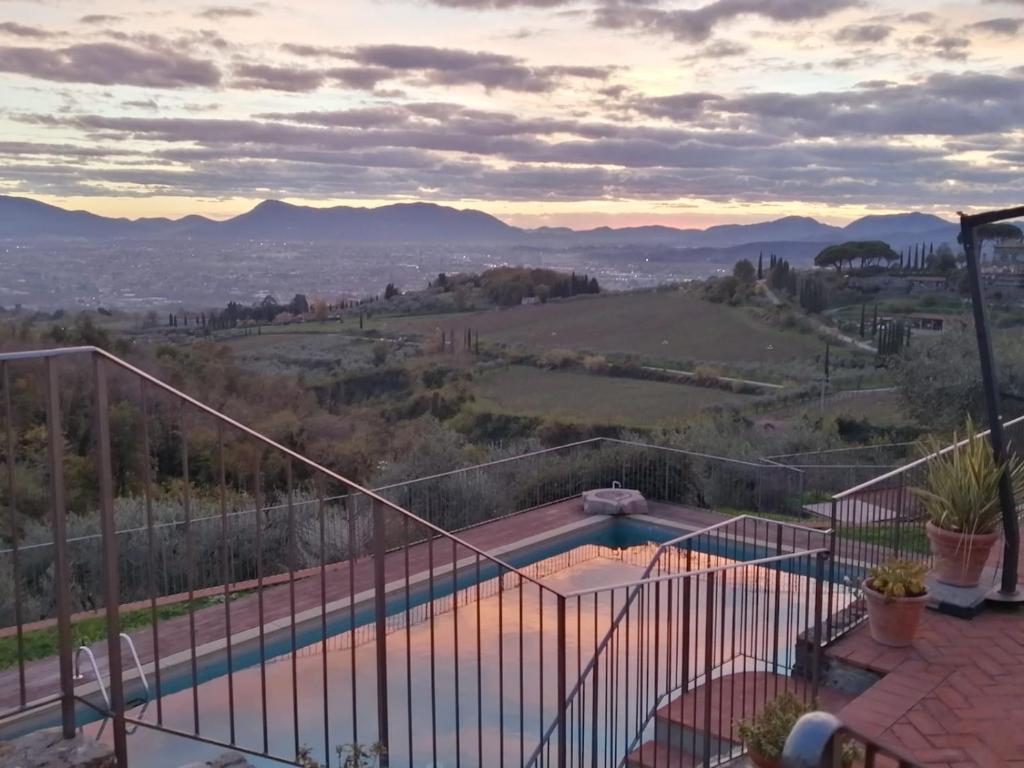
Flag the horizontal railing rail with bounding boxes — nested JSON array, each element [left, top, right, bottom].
[[783, 711, 922, 768]]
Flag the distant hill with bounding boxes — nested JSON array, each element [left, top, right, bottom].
[[0, 195, 958, 249]]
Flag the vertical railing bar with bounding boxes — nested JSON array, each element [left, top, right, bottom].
[[772, 526, 783, 681], [591, 592, 598, 768], [217, 423, 236, 745], [428, 532, 437, 767], [180, 402, 200, 735], [827, 499, 837, 640], [253, 465, 269, 754], [3, 362, 27, 708], [520, 574, 526, 768], [318, 477, 330, 766], [702, 571, 715, 768], [475, 553, 483, 767], [372, 499, 390, 765], [452, 537, 462, 768], [44, 357, 75, 739], [138, 380, 163, 726], [285, 461, 300, 759], [557, 593, 567, 768], [812, 552, 825, 701], [94, 355, 128, 766], [403, 515, 413, 767], [347, 495, 359, 743]]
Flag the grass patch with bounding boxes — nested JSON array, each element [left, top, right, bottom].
[[714, 507, 929, 555], [473, 365, 754, 427], [838, 523, 929, 556], [368, 290, 828, 365], [0, 596, 224, 671]]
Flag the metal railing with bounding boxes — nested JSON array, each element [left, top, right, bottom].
[[825, 413, 1024, 636], [0, 345, 856, 768], [0, 346, 566, 767], [526, 516, 840, 768], [783, 712, 922, 767], [0, 435, 809, 630]]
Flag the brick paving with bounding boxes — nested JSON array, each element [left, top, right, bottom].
[[827, 607, 1024, 767]]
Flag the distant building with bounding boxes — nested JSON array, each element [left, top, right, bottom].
[[520, 296, 540, 306], [906, 314, 946, 332], [991, 240, 1024, 273], [907, 275, 948, 292]]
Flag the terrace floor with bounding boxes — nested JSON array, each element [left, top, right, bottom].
[[825, 606, 1024, 767]]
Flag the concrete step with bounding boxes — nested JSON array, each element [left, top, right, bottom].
[[625, 740, 698, 768], [649, 671, 854, 763]]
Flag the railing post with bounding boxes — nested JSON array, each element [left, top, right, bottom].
[[94, 355, 128, 766], [556, 593, 568, 768], [702, 572, 715, 768], [372, 499, 390, 765], [826, 499, 837, 642], [811, 552, 826, 702], [893, 473, 905, 558], [45, 357, 76, 740]]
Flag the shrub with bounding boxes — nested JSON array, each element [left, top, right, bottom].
[[736, 691, 809, 762]]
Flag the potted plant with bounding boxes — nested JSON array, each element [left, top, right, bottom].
[[738, 692, 860, 768], [863, 559, 928, 647], [912, 418, 1024, 587]]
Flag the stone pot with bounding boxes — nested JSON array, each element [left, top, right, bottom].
[[863, 579, 928, 647], [747, 745, 781, 768], [925, 521, 999, 588]]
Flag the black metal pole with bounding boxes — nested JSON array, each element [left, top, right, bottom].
[[959, 206, 1024, 597]]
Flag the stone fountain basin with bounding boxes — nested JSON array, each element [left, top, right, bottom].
[[582, 488, 647, 516]]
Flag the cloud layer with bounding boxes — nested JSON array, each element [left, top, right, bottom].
[[0, 0, 1021, 218]]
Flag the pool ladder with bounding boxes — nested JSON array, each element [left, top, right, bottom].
[[74, 633, 151, 724]]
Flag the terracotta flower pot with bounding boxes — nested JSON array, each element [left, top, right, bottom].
[[747, 745, 781, 768], [863, 579, 928, 647], [925, 521, 999, 588]]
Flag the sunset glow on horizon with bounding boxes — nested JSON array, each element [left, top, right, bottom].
[[1, 0, 1022, 227]]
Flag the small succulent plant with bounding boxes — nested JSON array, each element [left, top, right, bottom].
[[867, 558, 927, 600]]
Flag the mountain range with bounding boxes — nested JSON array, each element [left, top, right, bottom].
[[0, 195, 959, 250]]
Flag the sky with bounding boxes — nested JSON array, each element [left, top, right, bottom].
[[0, 0, 1022, 229]]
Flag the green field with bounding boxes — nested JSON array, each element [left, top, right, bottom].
[[369, 290, 826, 365], [472, 365, 754, 426]]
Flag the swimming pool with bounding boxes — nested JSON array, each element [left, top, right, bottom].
[[77, 516, 854, 767]]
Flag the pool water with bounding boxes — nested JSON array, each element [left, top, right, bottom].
[[81, 519, 854, 767]]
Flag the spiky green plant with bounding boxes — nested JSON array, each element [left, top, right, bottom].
[[911, 417, 1024, 536], [867, 559, 927, 599]]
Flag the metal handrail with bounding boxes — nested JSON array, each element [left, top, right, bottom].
[[0, 346, 557, 595], [783, 711, 921, 767], [72, 633, 149, 711], [833, 412, 1024, 499], [560, 547, 831, 598], [526, 538, 830, 767]]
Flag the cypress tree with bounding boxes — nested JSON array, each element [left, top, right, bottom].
[[757, 252, 764, 280], [824, 343, 831, 381], [872, 303, 878, 336], [859, 303, 866, 338]]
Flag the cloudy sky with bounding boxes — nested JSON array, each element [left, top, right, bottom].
[[1, 0, 1022, 228]]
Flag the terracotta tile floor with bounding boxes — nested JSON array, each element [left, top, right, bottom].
[[827, 606, 1024, 767]]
